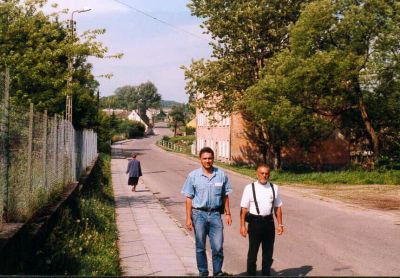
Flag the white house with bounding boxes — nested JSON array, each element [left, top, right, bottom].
[[128, 110, 149, 132]]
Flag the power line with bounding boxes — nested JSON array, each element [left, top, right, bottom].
[[110, 0, 209, 42]]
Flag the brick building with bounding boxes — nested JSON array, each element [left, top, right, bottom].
[[195, 110, 350, 169]]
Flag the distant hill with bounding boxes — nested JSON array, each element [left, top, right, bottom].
[[161, 100, 184, 108]]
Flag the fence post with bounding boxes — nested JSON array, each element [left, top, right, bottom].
[[43, 110, 47, 190], [54, 114, 58, 184], [1, 67, 10, 224], [27, 103, 34, 196]]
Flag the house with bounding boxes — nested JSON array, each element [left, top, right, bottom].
[[128, 110, 149, 132], [195, 110, 350, 169], [186, 118, 196, 129], [102, 108, 149, 133]]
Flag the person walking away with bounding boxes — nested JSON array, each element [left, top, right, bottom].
[[126, 153, 142, 192], [239, 164, 284, 276], [181, 147, 233, 276]]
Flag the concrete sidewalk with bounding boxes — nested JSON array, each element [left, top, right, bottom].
[[111, 158, 198, 276]]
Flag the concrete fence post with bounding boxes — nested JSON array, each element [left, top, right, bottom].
[[1, 67, 10, 224], [43, 110, 48, 191], [27, 103, 34, 196]]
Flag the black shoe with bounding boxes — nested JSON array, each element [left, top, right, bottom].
[[261, 270, 271, 276]]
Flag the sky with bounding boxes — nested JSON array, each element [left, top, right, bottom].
[[44, 0, 212, 102]]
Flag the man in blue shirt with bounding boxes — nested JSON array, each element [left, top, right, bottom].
[[181, 147, 233, 276]]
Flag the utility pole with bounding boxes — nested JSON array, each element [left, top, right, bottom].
[[66, 8, 91, 123]]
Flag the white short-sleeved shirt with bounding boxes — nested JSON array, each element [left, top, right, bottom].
[[240, 181, 282, 216]]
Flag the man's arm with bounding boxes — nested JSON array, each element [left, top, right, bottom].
[[223, 195, 232, 225], [274, 206, 284, 235], [240, 207, 248, 237], [185, 197, 193, 231]]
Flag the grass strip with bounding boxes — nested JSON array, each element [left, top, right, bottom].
[[215, 162, 400, 185], [31, 154, 121, 275]]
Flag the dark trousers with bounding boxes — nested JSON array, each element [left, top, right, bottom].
[[247, 217, 275, 276]]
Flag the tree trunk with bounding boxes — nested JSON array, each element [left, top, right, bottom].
[[273, 145, 282, 170], [261, 144, 268, 164], [356, 86, 379, 161]]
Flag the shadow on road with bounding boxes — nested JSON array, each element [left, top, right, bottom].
[[111, 149, 148, 159], [143, 170, 167, 174], [235, 265, 313, 277]]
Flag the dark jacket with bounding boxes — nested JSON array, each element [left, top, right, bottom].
[[126, 159, 142, 177]]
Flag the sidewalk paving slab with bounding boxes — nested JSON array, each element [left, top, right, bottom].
[[112, 158, 198, 276]]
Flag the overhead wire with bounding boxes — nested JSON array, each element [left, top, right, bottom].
[[110, 0, 209, 42]]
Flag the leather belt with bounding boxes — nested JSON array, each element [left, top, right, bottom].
[[249, 214, 273, 220], [193, 207, 221, 212]]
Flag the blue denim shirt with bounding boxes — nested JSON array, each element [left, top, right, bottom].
[[181, 167, 232, 209]]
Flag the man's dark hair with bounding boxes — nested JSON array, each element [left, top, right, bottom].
[[199, 147, 214, 158]]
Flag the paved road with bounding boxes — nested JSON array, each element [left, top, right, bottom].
[[116, 129, 400, 276]]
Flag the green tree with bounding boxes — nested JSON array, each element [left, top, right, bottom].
[[0, 0, 120, 129], [169, 104, 187, 136], [135, 81, 161, 124], [244, 82, 332, 169], [101, 81, 161, 125], [113, 85, 137, 110], [118, 120, 145, 138], [257, 0, 400, 162], [183, 0, 307, 114]]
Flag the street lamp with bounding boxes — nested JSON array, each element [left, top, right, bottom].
[[66, 8, 91, 123]]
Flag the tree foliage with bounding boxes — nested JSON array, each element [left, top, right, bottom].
[[255, 0, 400, 161], [183, 0, 307, 114], [169, 104, 187, 136], [100, 81, 161, 124], [244, 83, 333, 169], [0, 0, 120, 129]]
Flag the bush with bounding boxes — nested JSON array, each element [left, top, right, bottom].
[[30, 154, 121, 275], [170, 135, 195, 145], [111, 134, 125, 143], [185, 126, 196, 135], [118, 120, 145, 138]]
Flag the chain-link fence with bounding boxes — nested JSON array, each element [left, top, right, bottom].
[[0, 69, 98, 227]]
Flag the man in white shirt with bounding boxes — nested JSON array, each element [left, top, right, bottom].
[[239, 164, 284, 276]]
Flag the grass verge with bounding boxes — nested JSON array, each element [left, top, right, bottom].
[[31, 154, 121, 275], [214, 162, 400, 212], [214, 162, 400, 185]]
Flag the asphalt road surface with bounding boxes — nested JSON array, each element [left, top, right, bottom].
[[113, 128, 400, 276]]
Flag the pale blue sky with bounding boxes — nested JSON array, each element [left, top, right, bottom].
[[45, 0, 211, 102]]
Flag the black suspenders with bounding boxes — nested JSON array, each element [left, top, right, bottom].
[[251, 182, 275, 216]]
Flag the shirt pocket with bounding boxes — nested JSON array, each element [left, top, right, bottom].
[[213, 182, 223, 196]]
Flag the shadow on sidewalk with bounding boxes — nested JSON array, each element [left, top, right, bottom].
[[235, 265, 313, 277], [115, 195, 155, 208]]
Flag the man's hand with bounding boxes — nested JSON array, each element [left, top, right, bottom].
[[225, 214, 232, 225], [277, 225, 284, 235], [186, 218, 193, 231], [240, 226, 248, 237]]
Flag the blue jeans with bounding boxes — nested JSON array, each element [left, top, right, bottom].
[[192, 210, 224, 276]]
